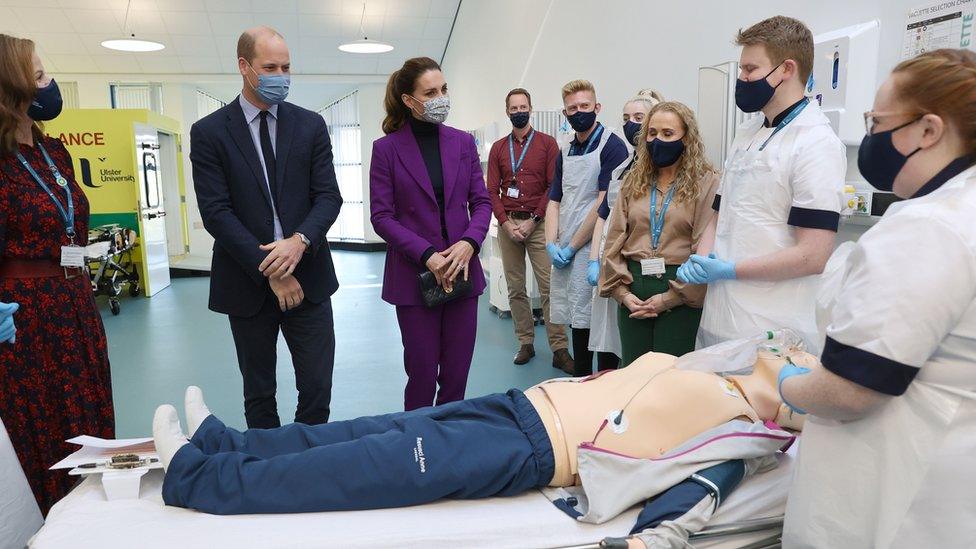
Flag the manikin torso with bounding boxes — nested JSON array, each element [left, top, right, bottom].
[[525, 351, 812, 487]]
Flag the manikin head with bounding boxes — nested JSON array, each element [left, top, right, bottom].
[[728, 350, 816, 431]]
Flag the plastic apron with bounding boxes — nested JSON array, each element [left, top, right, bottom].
[[697, 109, 824, 353], [784, 219, 976, 547], [588, 154, 631, 355], [549, 128, 613, 329]]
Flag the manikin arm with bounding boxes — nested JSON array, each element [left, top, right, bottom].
[[604, 460, 747, 549]]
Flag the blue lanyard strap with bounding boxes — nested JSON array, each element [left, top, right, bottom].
[[757, 98, 809, 151], [16, 143, 75, 238], [649, 181, 676, 252], [572, 124, 604, 156], [508, 129, 535, 178]]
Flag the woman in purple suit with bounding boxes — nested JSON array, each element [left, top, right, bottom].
[[369, 57, 492, 411]]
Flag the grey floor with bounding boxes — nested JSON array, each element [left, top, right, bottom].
[[101, 251, 567, 437]]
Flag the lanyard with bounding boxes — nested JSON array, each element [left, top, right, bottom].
[[17, 143, 75, 239], [649, 181, 676, 252], [757, 98, 809, 151], [573, 124, 604, 156], [508, 129, 535, 179]]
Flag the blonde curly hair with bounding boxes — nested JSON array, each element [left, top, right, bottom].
[[622, 101, 714, 204]]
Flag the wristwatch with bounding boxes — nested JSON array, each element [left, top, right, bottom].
[[294, 232, 311, 252], [530, 214, 543, 223]]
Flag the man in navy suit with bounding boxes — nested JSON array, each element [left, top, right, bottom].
[[191, 26, 342, 428]]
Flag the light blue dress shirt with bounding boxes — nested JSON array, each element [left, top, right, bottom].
[[239, 94, 283, 240]]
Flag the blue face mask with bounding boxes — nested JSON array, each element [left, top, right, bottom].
[[28, 79, 63, 121], [623, 120, 642, 145], [566, 109, 597, 132], [856, 117, 923, 191], [247, 62, 290, 105], [510, 111, 530, 129], [646, 138, 685, 168], [734, 62, 783, 113]]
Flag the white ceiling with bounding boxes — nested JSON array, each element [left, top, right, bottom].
[[0, 0, 460, 75]]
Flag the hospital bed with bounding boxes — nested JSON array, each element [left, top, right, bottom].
[[29, 444, 796, 548], [0, 416, 44, 549]]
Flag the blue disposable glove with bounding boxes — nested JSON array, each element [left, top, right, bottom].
[[0, 302, 19, 344], [687, 253, 737, 283], [587, 260, 600, 286], [777, 359, 811, 415], [676, 260, 709, 284], [558, 245, 577, 265], [547, 243, 570, 269]]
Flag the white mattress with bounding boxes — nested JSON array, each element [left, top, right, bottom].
[[1, 416, 44, 549], [31, 446, 796, 549]]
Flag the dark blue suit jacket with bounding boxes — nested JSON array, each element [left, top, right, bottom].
[[191, 97, 342, 317]]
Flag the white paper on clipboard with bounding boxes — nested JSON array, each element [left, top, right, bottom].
[[50, 436, 157, 470]]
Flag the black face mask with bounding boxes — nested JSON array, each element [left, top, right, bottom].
[[646, 138, 685, 168], [28, 79, 63, 121], [857, 117, 923, 191], [567, 109, 597, 132], [734, 62, 783, 113], [510, 111, 530, 129], [623, 121, 642, 146]]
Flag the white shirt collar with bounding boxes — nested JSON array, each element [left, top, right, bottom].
[[239, 94, 278, 124]]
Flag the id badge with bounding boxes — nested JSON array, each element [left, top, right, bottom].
[[60, 245, 86, 268], [640, 257, 666, 276], [506, 185, 520, 199]]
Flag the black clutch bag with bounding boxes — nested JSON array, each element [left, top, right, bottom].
[[418, 270, 473, 308]]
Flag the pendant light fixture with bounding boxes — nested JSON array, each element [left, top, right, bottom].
[[338, 3, 394, 54], [101, 0, 165, 53]]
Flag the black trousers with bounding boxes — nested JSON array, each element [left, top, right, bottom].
[[570, 328, 619, 377], [228, 291, 335, 429]]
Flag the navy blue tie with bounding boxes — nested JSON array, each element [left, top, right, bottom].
[[259, 111, 277, 199]]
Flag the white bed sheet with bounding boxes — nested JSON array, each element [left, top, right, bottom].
[[31, 445, 797, 549]]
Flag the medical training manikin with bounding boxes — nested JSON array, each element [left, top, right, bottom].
[[153, 342, 808, 547]]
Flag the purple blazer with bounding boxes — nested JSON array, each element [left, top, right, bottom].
[[369, 123, 492, 306]]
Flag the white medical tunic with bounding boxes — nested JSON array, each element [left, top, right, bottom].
[[784, 160, 976, 548], [698, 100, 846, 353]]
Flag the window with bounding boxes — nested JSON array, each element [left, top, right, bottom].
[[320, 91, 364, 242], [58, 81, 80, 109], [196, 89, 226, 119], [110, 83, 163, 114]]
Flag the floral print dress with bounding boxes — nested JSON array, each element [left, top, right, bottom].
[[0, 135, 115, 514]]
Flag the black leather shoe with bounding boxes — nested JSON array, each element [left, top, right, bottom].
[[514, 344, 535, 365], [552, 349, 575, 375]]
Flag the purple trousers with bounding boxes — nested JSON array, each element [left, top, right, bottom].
[[395, 296, 478, 410]]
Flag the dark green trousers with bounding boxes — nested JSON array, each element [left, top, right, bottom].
[[617, 261, 702, 367]]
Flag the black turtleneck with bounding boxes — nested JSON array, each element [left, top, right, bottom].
[[409, 117, 480, 266], [409, 116, 446, 217]]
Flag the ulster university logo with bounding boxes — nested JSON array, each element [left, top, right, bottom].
[[76, 157, 135, 188]]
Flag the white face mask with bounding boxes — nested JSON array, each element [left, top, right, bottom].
[[411, 95, 450, 124]]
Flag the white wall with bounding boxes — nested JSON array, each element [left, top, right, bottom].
[[442, 0, 931, 246], [444, 0, 927, 132], [358, 83, 387, 243]]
